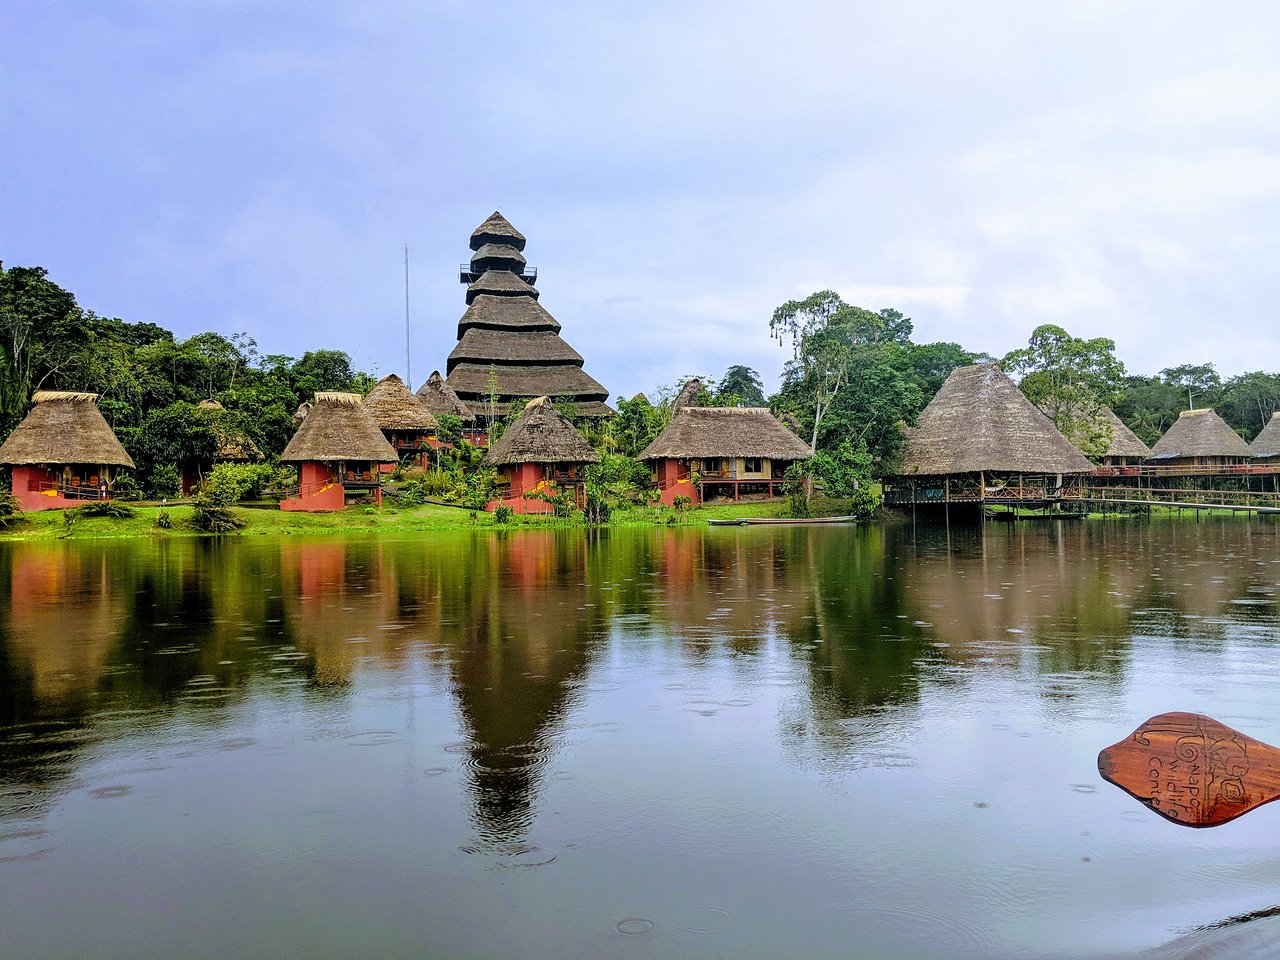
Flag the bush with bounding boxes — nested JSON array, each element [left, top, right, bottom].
[[147, 465, 181, 500], [154, 509, 173, 529], [493, 503, 514, 524], [0, 490, 22, 527], [111, 473, 144, 501], [401, 471, 461, 504], [205, 462, 274, 505], [79, 499, 135, 519], [435, 414, 462, 445], [191, 499, 245, 533]]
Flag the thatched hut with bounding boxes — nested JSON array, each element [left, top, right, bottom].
[[1090, 407, 1152, 473], [0, 391, 135, 511], [446, 212, 611, 422], [637, 407, 812, 505], [180, 399, 264, 494], [1149, 408, 1253, 472], [1251, 412, 1280, 461], [293, 401, 311, 425], [481, 397, 600, 514], [884, 363, 1093, 507], [279, 392, 397, 511], [363, 374, 438, 468]]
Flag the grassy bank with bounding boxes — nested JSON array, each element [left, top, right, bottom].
[[0, 498, 847, 541]]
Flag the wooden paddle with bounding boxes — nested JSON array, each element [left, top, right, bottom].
[[1098, 712, 1280, 827]]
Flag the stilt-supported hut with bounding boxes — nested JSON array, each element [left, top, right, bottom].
[[279, 393, 397, 511], [1091, 407, 1152, 474], [446, 212, 611, 426], [1148, 408, 1252, 473], [0, 391, 136, 511], [416, 370, 476, 443], [362, 374, 438, 469], [481, 397, 600, 514], [637, 407, 812, 506], [1249, 412, 1280, 462], [180, 400, 264, 494], [883, 363, 1093, 508]]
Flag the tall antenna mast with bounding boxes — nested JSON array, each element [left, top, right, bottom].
[[404, 243, 412, 387]]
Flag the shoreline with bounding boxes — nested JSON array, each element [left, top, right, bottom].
[[0, 499, 1271, 542]]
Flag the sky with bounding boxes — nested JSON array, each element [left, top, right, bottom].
[[4, 1, 1279, 399]]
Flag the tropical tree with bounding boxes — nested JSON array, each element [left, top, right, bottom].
[[717, 365, 766, 406], [1003, 324, 1126, 458]]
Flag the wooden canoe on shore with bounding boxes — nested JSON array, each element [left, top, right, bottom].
[[708, 516, 857, 526]]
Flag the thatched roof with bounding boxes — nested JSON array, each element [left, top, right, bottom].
[[362, 374, 439, 431], [1150, 408, 1253, 460], [466, 269, 540, 305], [1099, 407, 1151, 459], [293, 402, 311, 424], [448, 329, 583, 371], [416, 370, 475, 422], [470, 211, 526, 252], [280, 393, 397, 464], [470, 243, 526, 269], [482, 397, 600, 467], [895, 363, 1094, 476], [198, 399, 224, 410], [673, 379, 704, 411], [1251, 412, 1280, 459], [0, 391, 135, 468], [193, 401, 262, 462], [637, 408, 813, 461], [458, 294, 560, 338], [448, 363, 610, 402]]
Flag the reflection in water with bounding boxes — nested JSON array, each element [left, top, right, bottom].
[[1, 519, 1278, 958]]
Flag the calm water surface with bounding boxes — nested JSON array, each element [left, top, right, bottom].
[[2, 520, 1279, 959]]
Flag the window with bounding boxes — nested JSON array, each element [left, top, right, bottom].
[[702, 458, 722, 473], [743, 458, 762, 474]]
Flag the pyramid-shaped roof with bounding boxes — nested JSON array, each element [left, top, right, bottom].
[[470, 211, 526, 251], [0, 391, 135, 468], [1251, 412, 1280, 459], [482, 397, 601, 467], [363, 374, 438, 431], [281, 393, 397, 464], [895, 364, 1093, 475], [416, 371, 474, 422], [1150, 408, 1252, 460], [638, 408, 812, 461], [1099, 407, 1151, 459], [446, 215, 610, 419]]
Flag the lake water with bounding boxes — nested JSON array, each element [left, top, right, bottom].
[[2, 519, 1279, 959]]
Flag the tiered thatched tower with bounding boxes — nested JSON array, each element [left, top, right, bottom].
[[446, 213, 610, 424]]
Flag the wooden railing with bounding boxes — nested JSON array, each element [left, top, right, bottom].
[[32, 479, 111, 501], [1082, 485, 1280, 512]]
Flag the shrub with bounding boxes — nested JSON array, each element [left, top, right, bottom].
[[493, 503, 514, 524], [79, 499, 135, 519], [0, 490, 22, 528], [146, 465, 181, 500], [155, 509, 173, 529], [191, 499, 245, 533], [672, 495, 692, 513], [435, 414, 462, 445], [111, 473, 144, 501], [205, 462, 274, 505]]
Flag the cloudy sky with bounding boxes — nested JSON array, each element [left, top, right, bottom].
[[5, 1, 1279, 398]]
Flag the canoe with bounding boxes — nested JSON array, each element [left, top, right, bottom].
[[708, 516, 857, 526]]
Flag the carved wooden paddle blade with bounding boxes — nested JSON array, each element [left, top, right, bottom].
[[1098, 712, 1280, 828]]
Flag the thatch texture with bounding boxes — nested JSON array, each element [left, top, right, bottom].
[[895, 363, 1093, 476], [416, 371, 475, 422], [1251, 412, 1280, 459], [198, 399, 224, 410], [637, 408, 813, 461], [193, 401, 263, 461], [1150, 408, 1252, 460], [458, 295, 560, 337], [471, 243, 526, 268], [448, 363, 609, 401], [363, 374, 439, 431], [673, 379, 704, 411], [480, 399, 614, 418], [280, 393, 397, 464], [470, 211, 526, 251], [1100, 408, 1151, 459], [0, 392, 135, 467], [448, 329, 583, 371], [293, 402, 311, 424], [482, 397, 600, 467], [466, 269, 540, 304]]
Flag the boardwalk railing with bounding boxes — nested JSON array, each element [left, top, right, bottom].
[[1082, 485, 1280, 513]]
